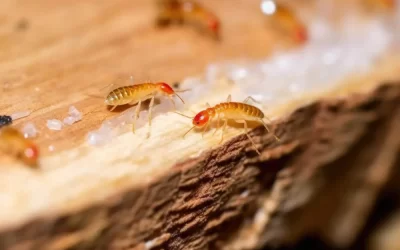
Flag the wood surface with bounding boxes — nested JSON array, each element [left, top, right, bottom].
[[0, 0, 400, 249], [0, 0, 294, 235], [0, 0, 281, 153]]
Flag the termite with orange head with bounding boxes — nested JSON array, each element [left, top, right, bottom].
[[261, 0, 308, 44], [104, 82, 186, 135], [174, 95, 280, 155], [181, 0, 221, 39], [156, 0, 221, 40], [0, 126, 39, 168]]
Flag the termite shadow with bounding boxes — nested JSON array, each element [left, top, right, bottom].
[[106, 98, 160, 113], [183, 119, 269, 136]]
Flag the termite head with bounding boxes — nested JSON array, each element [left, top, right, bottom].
[[177, 107, 214, 137], [158, 82, 175, 95], [192, 110, 210, 127], [157, 82, 185, 104], [21, 142, 39, 168], [193, 108, 216, 126]]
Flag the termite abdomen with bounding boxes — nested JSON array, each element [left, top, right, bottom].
[[0, 115, 12, 128]]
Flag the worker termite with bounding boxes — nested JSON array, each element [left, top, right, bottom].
[[156, 0, 221, 39], [0, 126, 39, 168], [260, 0, 308, 44], [0, 115, 12, 128], [104, 82, 186, 134], [175, 95, 280, 155]]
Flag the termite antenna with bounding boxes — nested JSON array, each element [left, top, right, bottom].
[[175, 88, 191, 93], [174, 92, 185, 104], [11, 105, 48, 122], [27, 106, 45, 117], [82, 105, 107, 117], [85, 93, 104, 99], [183, 125, 196, 138], [172, 111, 193, 119]]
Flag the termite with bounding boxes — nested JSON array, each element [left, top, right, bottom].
[[175, 95, 280, 155], [365, 0, 396, 12], [156, 0, 182, 25], [0, 115, 12, 128], [0, 126, 39, 168], [0, 110, 38, 129], [156, 0, 220, 39], [261, 0, 308, 44], [105, 82, 186, 133]]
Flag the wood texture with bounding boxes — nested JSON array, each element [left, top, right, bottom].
[[0, 0, 281, 152]]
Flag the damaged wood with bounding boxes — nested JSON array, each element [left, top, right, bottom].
[[0, 82, 398, 250]]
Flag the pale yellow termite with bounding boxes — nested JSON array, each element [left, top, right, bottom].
[[176, 95, 280, 155], [105, 82, 185, 133]]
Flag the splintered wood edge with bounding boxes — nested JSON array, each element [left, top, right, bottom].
[[0, 56, 399, 249]]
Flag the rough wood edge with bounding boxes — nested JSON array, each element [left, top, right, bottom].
[[0, 81, 398, 250]]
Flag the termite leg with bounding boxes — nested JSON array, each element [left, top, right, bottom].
[[237, 119, 261, 155], [243, 96, 260, 104], [100, 82, 116, 92], [226, 94, 232, 102], [132, 100, 142, 133], [244, 96, 274, 123], [128, 100, 139, 105], [99, 76, 127, 96], [244, 96, 273, 122], [202, 122, 210, 138], [85, 93, 105, 100], [110, 105, 118, 112], [259, 118, 280, 141], [147, 96, 155, 137], [85, 81, 117, 100], [212, 113, 220, 136], [169, 96, 177, 110], [219, 119, 228, 144]]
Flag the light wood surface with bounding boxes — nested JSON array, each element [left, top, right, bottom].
[[0, 0, 284, 154], [0, 0, 293, 231]]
